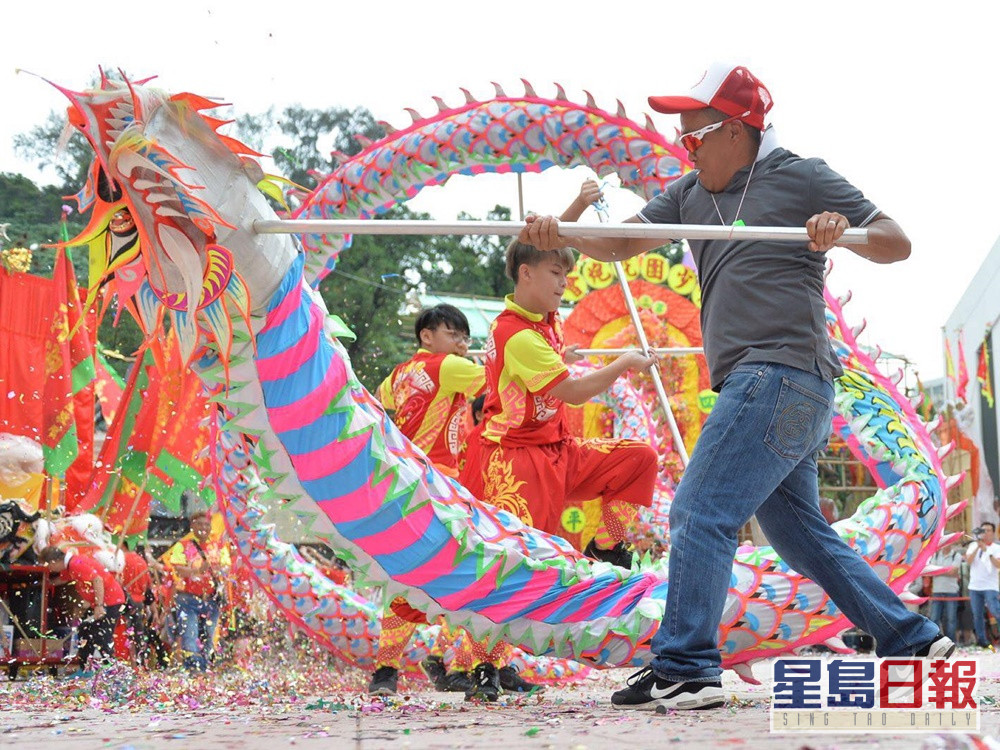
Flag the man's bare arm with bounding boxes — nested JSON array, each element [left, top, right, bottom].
[[808, 212, 910, 263], [519, 214, 665, 262]]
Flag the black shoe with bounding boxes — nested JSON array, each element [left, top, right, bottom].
[[583, 539, 634, 569], [368, 666, 398, 696], [914, 632, 956, 658], [421, 655, 448, 690], [841, 628, 875, 654], [440, 670, 473, 693], [498, 664, 546, 694], [465, 663, 501, 702], [611, 667, 724, 712]]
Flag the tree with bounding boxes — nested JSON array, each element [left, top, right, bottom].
[[234, 105, 385, 189], [0, 172, 84, 264], [13, 111, 93, 194], [421, 205, 512, 298], [317, 203, 456, 391]]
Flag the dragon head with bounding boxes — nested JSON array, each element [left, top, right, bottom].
[[52, 70, 299, 362]]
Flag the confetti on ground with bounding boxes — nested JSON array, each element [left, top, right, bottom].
[[0, 646, 996, 749]]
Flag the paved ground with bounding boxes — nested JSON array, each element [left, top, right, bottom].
[[1, 651, 997, 749]]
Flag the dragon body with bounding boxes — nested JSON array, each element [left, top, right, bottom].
[[52, 74, 962, 676]]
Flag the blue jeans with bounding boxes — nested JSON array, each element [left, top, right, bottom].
[[969, 589, 1000, 645], [650, 362, 939, 681], [175, 591, 221, 671], [928, 598, 959, 642]]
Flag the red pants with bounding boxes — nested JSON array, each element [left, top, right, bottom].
[[481, 437, 656, 537], [376, 596, 479, 670]]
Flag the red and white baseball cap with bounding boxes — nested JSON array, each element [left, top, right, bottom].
[[648, 63, 773, 130]]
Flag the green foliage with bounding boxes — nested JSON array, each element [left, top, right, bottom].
[[318, 205, 438, 391], [0, 172, 84, 258], [94, 301, 146, 379], [316, 203, 512, 392], [234, 105, 385, 190], [12, 110, 93, 193], [421, 205, 512, 298]]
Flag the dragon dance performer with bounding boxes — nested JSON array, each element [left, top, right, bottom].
[[520, 62, 953, 712], [369, 304, 542, 698], [40, 546, 126, 674], [465, 185, 659, 700], [456, 393, 486, 497]]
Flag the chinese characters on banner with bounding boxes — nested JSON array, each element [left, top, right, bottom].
[[562, 247, 700, 308]]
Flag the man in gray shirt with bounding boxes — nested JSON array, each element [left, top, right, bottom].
[[519, 62, 951, 711]]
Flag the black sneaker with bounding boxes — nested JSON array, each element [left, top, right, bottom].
[[841, 627, 875, 654], [465, 663, 501, 702], [421, 656, 449, 690], [498, 664, 546, 694], [583, 539, 635, 569], [914, 632, 956, 659], [440, 670, 473, 693], [611, 667, 724, 712], [368, 665, 398, 696]]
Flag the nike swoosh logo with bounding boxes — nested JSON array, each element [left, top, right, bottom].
[[649, 683, 679, 699]]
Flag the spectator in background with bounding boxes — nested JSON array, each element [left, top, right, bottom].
[[966, 522, 1000, 648], [300, 545, 351, 587], [927, 545, 964, 643], [162, 511, 231, 671], [118, 547, 166, 668], [819, 497, 839, 525], [39, 546, 126, 675], [119, 548, 150, 623]]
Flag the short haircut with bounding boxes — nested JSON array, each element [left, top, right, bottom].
[[189, 509, 211, 523], [470, 393, 486, 425], [983, 522, 996, 533], [414, 304, 470, 342], [704, 106, 762, 148], [39, 546, 65, 564], [505, 239, 575, 284]]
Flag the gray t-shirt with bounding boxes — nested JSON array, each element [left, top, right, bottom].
[[638, 145, 879, 391]]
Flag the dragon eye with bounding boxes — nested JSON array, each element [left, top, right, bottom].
[[96, 166, 123, 203]]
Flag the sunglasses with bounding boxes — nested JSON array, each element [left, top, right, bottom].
[[677, 111, 751, 153]]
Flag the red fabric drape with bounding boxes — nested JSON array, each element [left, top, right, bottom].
[[0, 268, 55, 443]]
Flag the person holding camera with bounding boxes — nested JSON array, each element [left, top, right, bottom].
[[163, 510, 231, 670], [965, 522, 1000, 648]]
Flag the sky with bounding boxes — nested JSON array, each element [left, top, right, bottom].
[[2, 1, 998, 382]]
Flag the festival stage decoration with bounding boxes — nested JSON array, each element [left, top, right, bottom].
[[556, 277, 710, 550], [46, 72, 965, 680]]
